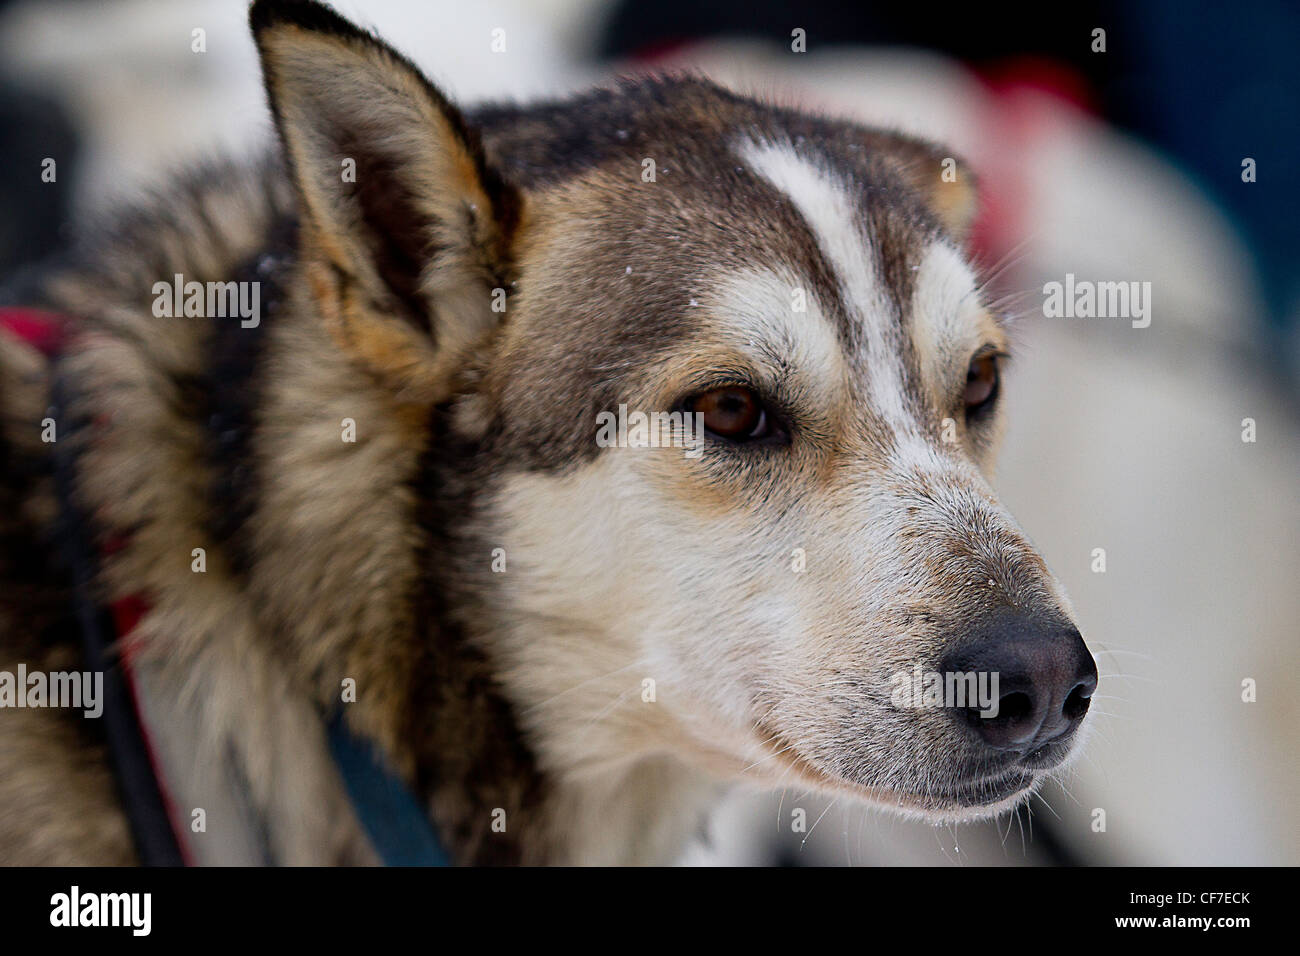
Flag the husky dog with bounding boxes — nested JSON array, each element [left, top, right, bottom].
[[0, 0, 1096, 865]]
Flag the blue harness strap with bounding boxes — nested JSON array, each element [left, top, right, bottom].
[[326, 713, 451, 866]]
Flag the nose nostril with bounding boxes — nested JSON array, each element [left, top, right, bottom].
[[1063, 682, 1093, 722], [996, 691, 1034, 723], [964, 690, 1034, 732]]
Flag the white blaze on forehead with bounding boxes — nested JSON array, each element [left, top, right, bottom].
[[910, 242, 984, 389], [709, 266, 845, 399], [737, 138, 913, 434], [895, 242, 1002, 485]]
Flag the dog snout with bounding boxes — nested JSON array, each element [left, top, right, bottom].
[[939, 609, 1098, 757]]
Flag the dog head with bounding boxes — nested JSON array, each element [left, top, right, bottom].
[[252, 0, 1096, 823]]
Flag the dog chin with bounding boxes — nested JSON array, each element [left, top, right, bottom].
[[901, 773, 1040, 824], [747, 724, 1074, 824], [897, 732, 1092, 823], [757, 739, 1039, 823], [821, 768, 1040, 825]]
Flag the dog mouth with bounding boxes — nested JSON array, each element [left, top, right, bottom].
[[1016, 737, 1076, 770], [920, 770, 1036, 808], [892, 741, 1081, 812], [751, 724, 1042, 815]]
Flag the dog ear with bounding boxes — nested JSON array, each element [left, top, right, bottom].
[[870, 132, 978, 243], [250, 0, 519, 404], [923, 154, 978, 243]]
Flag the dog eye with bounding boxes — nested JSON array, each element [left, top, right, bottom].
[[964, 354, 1000, 414], [687, 386, 772, 441]]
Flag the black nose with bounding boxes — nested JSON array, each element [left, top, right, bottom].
[[939, 610, 1097, 754]]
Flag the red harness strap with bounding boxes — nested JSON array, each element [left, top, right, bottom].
[[0, 307, 66, 358], [102, 589, 192, 865]]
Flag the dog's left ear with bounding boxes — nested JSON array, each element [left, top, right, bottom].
[[251, 0, 519, 405]]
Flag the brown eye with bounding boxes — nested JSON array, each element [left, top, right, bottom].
[[689, 386, 771, 441], [964, 354, 1000, 413]]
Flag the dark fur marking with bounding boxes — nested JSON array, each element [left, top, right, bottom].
[[201, 215, 297, 578], [409, 405, 546, 865]]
